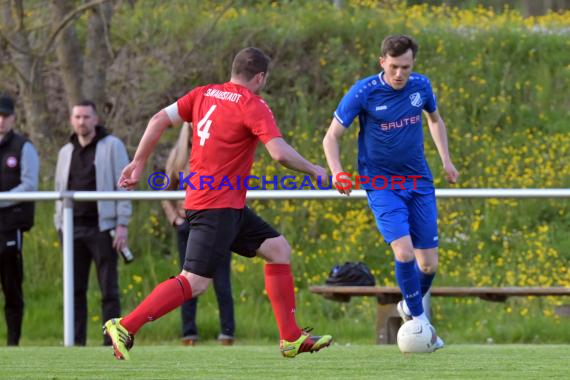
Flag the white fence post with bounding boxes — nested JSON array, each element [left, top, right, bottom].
[[62, 195, 74, 347]]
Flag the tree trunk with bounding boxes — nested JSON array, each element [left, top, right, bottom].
[[0, 0, 51, 142], [83, 1, 113, 115], [52, 0, 84, 109]]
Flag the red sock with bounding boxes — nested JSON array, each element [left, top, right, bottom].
[[264, 264, 302, 341], [121, 275, 192, 335]]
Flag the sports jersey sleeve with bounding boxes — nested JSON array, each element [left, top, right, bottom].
[[423, 79, 437, 113], [334, 81, 364, 128], [244, 98, 282, 144], [176, 88, 199, 122]]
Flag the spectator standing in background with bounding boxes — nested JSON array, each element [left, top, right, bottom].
[[0, 95, 39, 346], [54, 100, 131, 346]]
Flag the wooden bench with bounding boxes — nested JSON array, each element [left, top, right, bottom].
[[309, 286, 570, 344]]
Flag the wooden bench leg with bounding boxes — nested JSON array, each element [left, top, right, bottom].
[[376, 303, 401, 344]]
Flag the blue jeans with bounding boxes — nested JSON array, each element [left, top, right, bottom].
[[177, 221, 235, 337]]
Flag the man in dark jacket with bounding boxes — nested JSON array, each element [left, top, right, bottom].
[[0, 95, 39, 346]]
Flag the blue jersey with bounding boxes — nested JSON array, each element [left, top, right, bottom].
[[334, 72, 437, 190]]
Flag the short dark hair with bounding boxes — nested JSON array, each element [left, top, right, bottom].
[[381, 35, 418, 58], [74, 100, 97, 112], [231, 47, 271, 81]]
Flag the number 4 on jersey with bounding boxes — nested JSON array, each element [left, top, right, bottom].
[[197, 105, 217, 146]]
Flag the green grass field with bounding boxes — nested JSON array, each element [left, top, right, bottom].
[[0, 345, 568, 379]]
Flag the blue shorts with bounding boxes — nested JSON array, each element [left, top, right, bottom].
[[366, 188, 438, 249]]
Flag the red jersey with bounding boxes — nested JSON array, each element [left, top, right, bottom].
[[177, 82, 282, 209]]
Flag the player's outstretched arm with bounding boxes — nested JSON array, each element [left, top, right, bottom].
[[118, 110, 172, 189], [323, 118, 351, 195], [264, 137, 328, 185], [425, 110, 459, 184]]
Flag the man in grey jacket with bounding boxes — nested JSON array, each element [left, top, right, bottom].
[[0, 95, 39, 346], [54, 100, 131, 346]]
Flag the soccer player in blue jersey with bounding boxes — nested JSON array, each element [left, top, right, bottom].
[[323, 35, 459, 350]]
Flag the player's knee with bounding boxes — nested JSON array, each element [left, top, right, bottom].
[[270, 236, 291, 263], [258, 235, 291, 263], [191, 282, 209, 297], [180, 270, 210, 296], [394, 249, 415, 262], [391, 236, 415, 262], [274, 237, 291, 262], [417, 261, 438, 274]]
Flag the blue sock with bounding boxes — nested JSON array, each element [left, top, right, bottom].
[[416, 263, 436, 297], [395, 259, 423, 316]]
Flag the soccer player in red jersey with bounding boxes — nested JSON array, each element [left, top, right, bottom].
[[104, 47, 332, 360]]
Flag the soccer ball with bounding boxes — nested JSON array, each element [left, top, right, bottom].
[[397, 319, 437, 353]]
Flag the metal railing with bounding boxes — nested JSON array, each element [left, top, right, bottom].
[[1, 188, 569, 346]]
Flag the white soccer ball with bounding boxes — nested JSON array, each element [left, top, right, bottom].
[[397, 319, 437, 353]]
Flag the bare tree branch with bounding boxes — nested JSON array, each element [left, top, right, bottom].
[[4, 58, 29, 81], [0, 0, 51, 141], [0, 28, 31, 56], [0, 0, 30, 56], [100, 2, 115, 60], [42, 0, 112, 60], [1, 0, 34, 85], [29, 0, 112, 87], [83, 1, 114, 111], [13, 0, 24, 31], [52, 0, 85, 108]]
